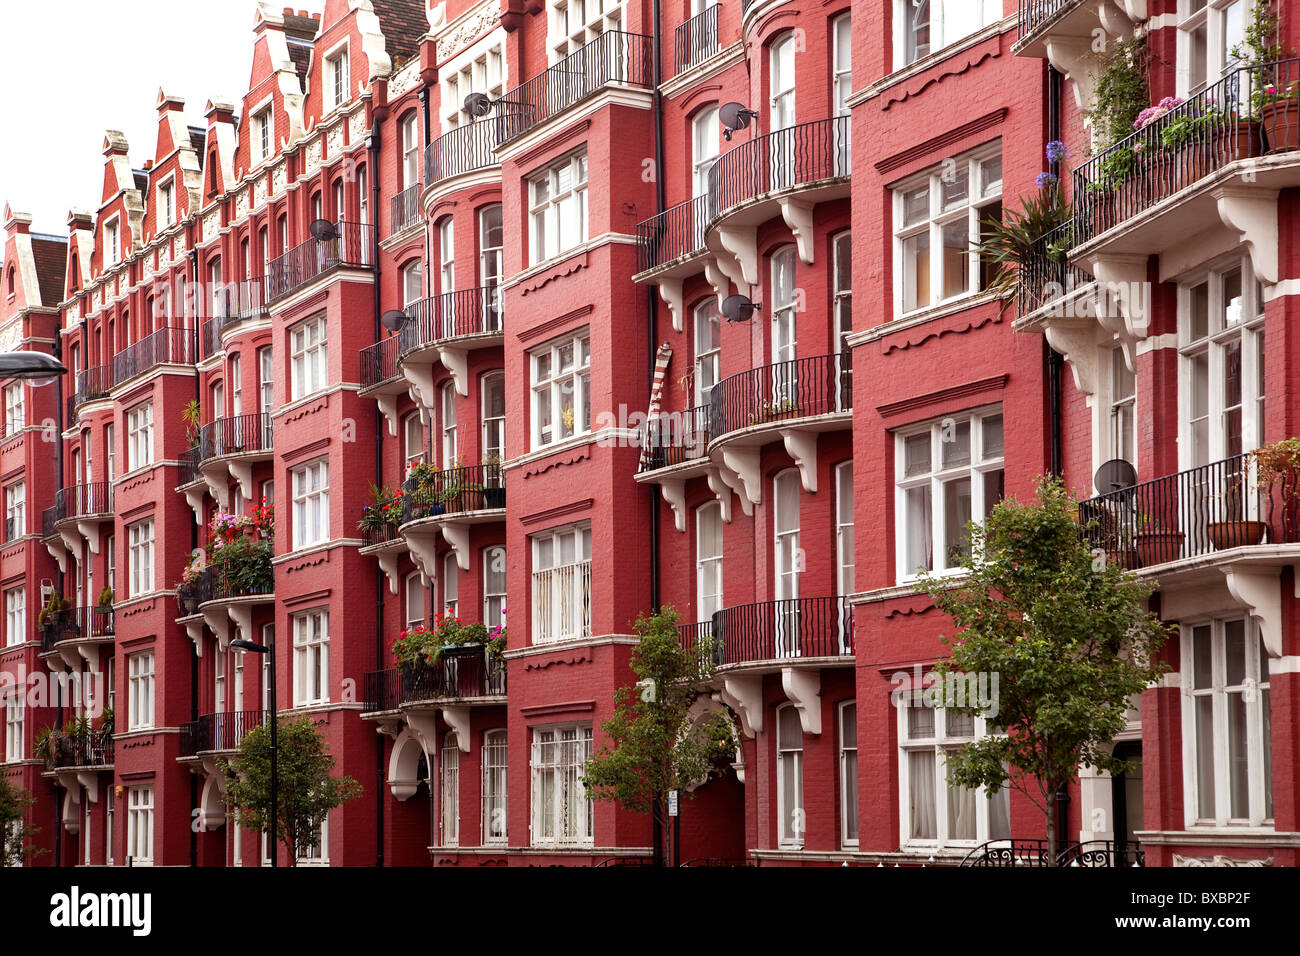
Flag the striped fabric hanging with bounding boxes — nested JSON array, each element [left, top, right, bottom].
[[639, 341, 674, 471]]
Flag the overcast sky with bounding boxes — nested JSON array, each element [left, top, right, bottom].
[[0, 0, 323, 236]]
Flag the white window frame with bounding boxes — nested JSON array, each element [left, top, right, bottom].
[[529, 152, 588, 266], [530, 330, 591, 449], [479, 205, 504, 330], [693, 299, 720, 407], [692, 106, 719, 199], [289, 314, 328, 400], [530, 723, 594, 846], [836, 461, 855, 596], [105, 423, 116, 482], [549, 0, 623, 61], [2, 382, 23, 438], [126, 785, 154, 865], [839, 700, 859, 848], [832, 13, 853, 116], [695, 502, 723, 623], [126, 400, 154, 471], [1177, 0, 1249, 97], [776, 704, 804, 847], [400, 112, 420, 189], [292, 608, 330, 706], [440, 34, 506, 130], [438, 218, 454, 294], [5, 587, 25, 647], [105, 216, 121, 267], [443, 552, 459, 617], [291, 458, 329, 550], [128, 518, 155, 597], [159, 176, 176, 227], [5, 481, 24, 541], [325, 42, 350, 112], [4, 694, 23, 762], [128, 650, 155, 731], [402, 261, 423, 312], [483, 545, 507, 628], [440, 380, 458, 468], [530, 524, 592, 644], [440, 732, 460, 847], [894, 0, 1001, 69], [482, 728, 508, 844], [481, 371, 505, 462], [403, 412, 424, 470], [405, 572, 425, 629]]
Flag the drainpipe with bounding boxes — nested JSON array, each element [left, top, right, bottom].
[[187, 241, 201, 867], [1046, 64, 1064, 478], [367, 121, 387, 868]]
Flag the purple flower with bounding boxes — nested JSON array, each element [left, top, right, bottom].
[[1045, 140, 1071, 164], [1036, 171, 1059, 189]]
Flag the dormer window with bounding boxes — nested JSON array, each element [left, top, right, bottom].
[[253, 106, 273, 163], [327, 49, 349, 111], [105, 218, 121, 266], [159, 179, 175, 227]]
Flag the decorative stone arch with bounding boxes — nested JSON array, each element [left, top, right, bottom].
[[680, 694, 741, 793], [387, 728, 428, 801]]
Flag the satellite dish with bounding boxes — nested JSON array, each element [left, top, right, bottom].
[[380, 309, 411, 332], [719, 102, 757, 141], [464, 92, 494, 118], [721, 294, 761, 323], [1094, 458, 1137, 494], [309, 219, 338, 242]]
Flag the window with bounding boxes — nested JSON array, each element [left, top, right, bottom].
[[442, 41, 505, 129], [208, 256, 224, 319], [105, 217, 121, 266], [894, 148, 1002, 315], [692, 106, 719, 198], [126, 786, 154, 865], [293, 609, 329, 705], [440, 733, 460, 846], [106, 535, 115, 596], [253, 107, 272, 163], [484, 545, 507, 628], [832, 14, 853, 116], [259, 346, 273, 415], [897, 0, 1000, 67], [230, 353, 242, 417], [773, 470, 801, 604], [833, 231, 852, 350], [5, 587, 25, 646], [291, 459, 329, 549], [896, 407, 1004, 578], [1183, 618, 1273, 826], [3, 382, 24, 437], [405, 573, 425, 629], [479, 205, 504, 330], [693, 299, 721, 406], [402, 261, 423, 311], [211, 381, 224, 423], [4, 481, 24, 541], [290, 314, 328, 399], [156, 177, 175, 230], [696, 502, 723, 622], [769, 33, 796, 131], [105, 424, 115, 482], [400, 112, 420, 188], [443, 553, 459, 617], [327, 49, 350, 110], [128, 518, 155, 596], [840, 701, 859, 847], [529, 152, 588, 265], [1179, 0, 1246, 95], [771, 247, 797, 368], [530, 724, 593, 845], [128, 650, 155, 730], [438, 218, 454, 293], [531, 524, 592, 644], [1110, 347, 1136, 467], [836, 461, 855, 595], [441, 381, 458, 468], [403, 412, 424, 470], [776, 705, 804, 846], [4, 694, 23, 762], [550, 0, 622, 59], [898, 699, 1010, 846], [482, 729, 508, 844], [530, 331, 591, 449], [481, 372, 505, 462], [1180, 259, 1265, 469], [214, 647, 226, 714], [126, 400, 154, 471]]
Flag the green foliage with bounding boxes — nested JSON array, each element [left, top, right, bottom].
[[1089, 144, 1139, 191], [221, 716, 363, 866], [917, 476, 1171, 863], [1158, 106, 1222, 151], [0, 779, 45, 866], [181, 399, 202, 445], [975, 184, 1071, 313], [582, 607, 738, 848], [391, 614, 492, 666], [97, 586, 114, 608], [1089, 37, 1150, 149], [209, 535, 274, 596], [1233, 0, 1285, 67], [33, 726, 60, 768]]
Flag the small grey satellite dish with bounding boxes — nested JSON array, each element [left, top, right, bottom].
[[309, 219, 338, 242], [719, 102, 758, 141], [464, 92, 494, 118], [721, 294, 761, 323], [1094, 458, 1137, 494], [380, 310, 411, 332]]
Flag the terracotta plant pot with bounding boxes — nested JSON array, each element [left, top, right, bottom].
[[1261, 100, 1300, 153], [1225, 120, 1262, 161], [1206, 520, 1268, 551], [1105, 548, 1139, 571], [1135, 530, 1185, 566]]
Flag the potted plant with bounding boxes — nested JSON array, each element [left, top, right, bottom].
[[177, 556, 204, 613], [182, 398, 202, 448], [1078, 497, 1137, 570], [1234, 0, 1299, 152], [1205, 464, 1268, 550], [1251, 437, 1300, 541], [1135, 515, 1185, 566]]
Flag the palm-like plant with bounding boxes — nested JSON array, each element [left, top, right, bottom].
[[976, 184, 1071, 315]]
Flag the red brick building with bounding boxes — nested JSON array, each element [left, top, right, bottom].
[[0, 0, 1296, 867]]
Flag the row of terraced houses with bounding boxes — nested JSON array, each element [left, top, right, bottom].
[[1, 0, 1297, 867]]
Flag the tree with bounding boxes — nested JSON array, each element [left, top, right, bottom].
[[917, 476, 1170, 865], [0, 779, 45, 867], [221, 716, 363, 866], [582, 607, 738, 865]]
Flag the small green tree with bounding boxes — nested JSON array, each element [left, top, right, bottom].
[[221, 716, 363, 866], [0, 779, 45, 866], [583, 607, 738, 865], [917, 476, 1170, 865]]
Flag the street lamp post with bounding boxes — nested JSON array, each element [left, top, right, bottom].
[[231, 636, 276, 867], [0, 350, 66, 383]]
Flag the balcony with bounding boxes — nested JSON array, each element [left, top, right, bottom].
[[638, 403, 711, 474], [201, 317, 222, 358], [69, 364, 112, 415], [51, 482, 113, 527], [424, 121, 500, 193], [389, 183, 422, 237], [194, 412, 273, 504], [712, 596, 852, 667], [960, 838, 1144, 867], [674, 4, 719, 75], [180, 552, 274, 644], [491, 30, 654, 146], [635, 194, 711, 277], [38, 605, 114, 673], [218, 277, 269, 328], [178, 710, 270, 758], [47, 732, 114, 770], [1013, 1, 1145, 103], [177, 444, 202, 487], [531, 559, 593, 645], [359, 334, 406, 432], [111, 325, 195, 387], [711, 351, 851, 444], [398, 462, 505, 582], [1014, 219, 1094, 321], [362, 668, 400, 714], [265, 220, 373, 303], [400, 646, 507, 705], [397, 286, 504, 410]]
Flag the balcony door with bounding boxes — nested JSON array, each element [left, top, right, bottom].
[[692, 106, 719, 247], [773, 470, 801, 658], [479, 205, 504, 332], [770, 247, 798, 407], [769, 33, 797, 191]]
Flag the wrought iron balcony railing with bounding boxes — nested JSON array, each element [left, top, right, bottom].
[[400, 646, 506, 703], [710, 596, 853, 665], [401, 462, 506, 523], [41, 506, 56, 539], [71, 364, 113, 412], [389, 183, 422, 236], [363, 668, 400, 713], [52, 482, 112, 524], [201, 318, 222, 358], [675, 4, 719, 75], [399, 286, 502, 353], [961, 837, 1145, 867], [111, 325, 195, 385], [51, 732, 114, 769], [710, 351, 852, 440], [1078, 451, 1300, 569], [1016, 219, 1091, 317], [361, 520, 401, 549], [1074, 58, 1299, 243], [639, 403, 711, 472], [178, 710, 270, 757], [217, 277, 269, 326], [40, 606, 114, 654], [177, 445, 201, 486], [265, 221, 373, 302], [492, 31, 654, 144], [709, 115, 850, 220], [197, 412, 273, 463], [424, 121, 499, 187], [635, 193, 711, 273], [360, 335, 402, 388], [1017, 0, 1077, 41]]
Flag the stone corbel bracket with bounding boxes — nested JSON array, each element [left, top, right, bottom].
[[437, 346, 469, 397], [658, 278, 684, 333], [720, 446, 762, 509], [1043, 321, 1102, 397], [1089, 253, 1150, 370], [717, 675, 763, 737], [704, 466, 734, 523], [660, 479, 687, 532], [1214, 186, 1280, 286], [1222, 566, 1284, 659], [441, 705, 472, 753], [782, 667, 822, 735], [780, 429, 818, 494]]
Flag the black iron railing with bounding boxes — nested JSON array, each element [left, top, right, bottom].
[[39, 606, 115, 653], [961, 838, 1144, 867], [425, 120, 500, 186], [53, 732, 114, 768], [71, 365, 113, 412], [1017, 219, 1092, 316], [178, 710, 270, 757], [1017, 0, 1076, 40], [400, 646, 506, 702], [390, 183, 422, 235], [635, 193, 712, 273], [401, 463, 506, 523], [361, 521, 401, 548], [710, 352, 852, 439], [41, 506, 56, 539], [363, 668, 400, 713], [266, 221, 373, 301], [52, 482, 112, 524], [1058, 840, 1145, 867], [399, 286, 502, 353], [176, 568, 216, 616], [1078, 452, 1298, 569], [112, 326, 195, 384], [177, 445, 201, 486], [492, 31, 654, 143], [709, 115, 850, 221], [1075, 59, 1300, 243], [711, 596, 853, 665], [197, 412, 273, 463], [360, 335, 402, 388], [201, 318, 221, 358], [640, 404, 711, 472], [675, 4, 719, 74], [219, 277, 269, 325]]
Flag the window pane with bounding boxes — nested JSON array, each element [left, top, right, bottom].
[[1226, 689, 1249, 818], [904, 433, 931, 477], [941, 166, 969, 210], [902, 186, 929, 227], [906, 705, 934, 740], [1224, 619, 1246, 686], [942, 419, 971, 467], [941, 220, 970, 299], [908, 751, 937, 839], [1195, 694, 1216, 818], [981, 414, 1004, 458], [988, 786, 1011, 840], [943, 477, 973, 565], [946, 771, 977, 840], [1189, 282, 1209, 340], [902, 232, 931, 312], [906, 485, 933, 572], [1192, 625, 1214, 689]]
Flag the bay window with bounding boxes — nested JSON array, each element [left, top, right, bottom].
[[530, 331, 591, 449], [290, 314, 328, 399], [531, 524, 592, 644], [292, 608, 329, 705], [529, 152, 588, 265], [291, 458, 329, 549]]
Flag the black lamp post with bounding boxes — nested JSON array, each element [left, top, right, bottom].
[[231, 636, 276, 867], [0, 350, 66, 384]]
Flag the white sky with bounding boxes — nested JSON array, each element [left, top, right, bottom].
[[0, 0, 323, 237]]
